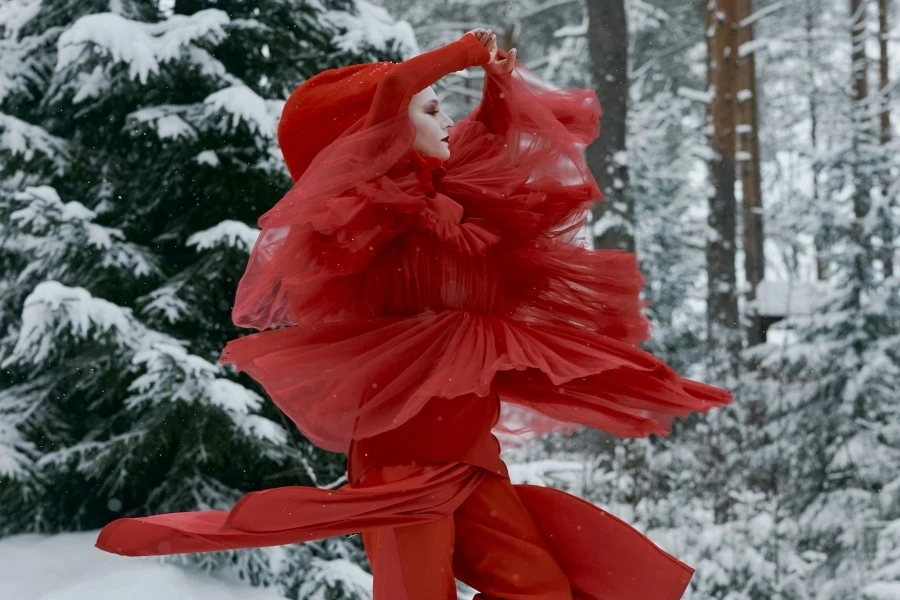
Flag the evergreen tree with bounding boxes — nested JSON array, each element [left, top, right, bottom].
[[0, 0, 412, 595]]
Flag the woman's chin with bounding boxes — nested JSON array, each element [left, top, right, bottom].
[[416, 145, 450, 162]]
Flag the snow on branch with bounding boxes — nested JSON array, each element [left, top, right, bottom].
[[203, 85, 275, 137], [677, 86, 713, 104], [129, 106, 198, 141], [297, 558, 373, 600], [755, 279, 832, 318], [1, 281, 150, 368], [0, 113, 68, 167], [738, 38, 770, 58], [507, 459, 583, 488], [739, 1, 787, 28], [10, 186, 157, 277], [187, 220, 259, 254], [128, 343, 285, 444], [2, 280, 285, 445], [0, 0, 41, 39], [57, 9, 230, 84], [130, 91, 281, 141], [325, 0, 418, 57], [0, 386, 34, 478]]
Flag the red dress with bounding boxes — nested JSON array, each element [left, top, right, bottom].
[[96, 33, 731, 600]]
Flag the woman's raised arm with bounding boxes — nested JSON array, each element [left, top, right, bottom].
[[365, 33, 491, 127]]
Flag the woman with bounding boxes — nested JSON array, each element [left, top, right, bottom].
[[97, 29, 732, 600]]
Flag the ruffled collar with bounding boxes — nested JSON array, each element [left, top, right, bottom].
[[409, 149, 444, 173], [388, 148, 446, 196]]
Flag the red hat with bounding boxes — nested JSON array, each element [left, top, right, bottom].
[[277, 62, 396, 182]]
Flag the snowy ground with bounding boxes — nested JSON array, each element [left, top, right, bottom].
[[0, 532, 285, 600]]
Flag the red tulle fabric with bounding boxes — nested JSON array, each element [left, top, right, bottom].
[[96, 39, 730, 600], [220, 57, 731, 455]]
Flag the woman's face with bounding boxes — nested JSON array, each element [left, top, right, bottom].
[[408, 86, 453, 161]]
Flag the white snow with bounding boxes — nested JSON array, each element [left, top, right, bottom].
[[3, 280, 281, 444], [0, 385, 33, 477], [3, 281, 153, 367], [507, 460, 583, 489], [0, 0, 41, 38], [57, 10, 230, 84], [554, 19, 588, 38], [297, 558, 373, 600], [677, 86, 713, 104], [862, 583, 900, 600], [203, 86, 275, 136], [71, 65, 111, 104], [10, 186, 157, 277], [0, 531, 287, 600], [324, 1, 418, 57], [755, 279, 831, 317], [0, 113, 68, 166], [195, 150, 221, 167], [129, 105, 198, 140], [187, 220, 260, 253], [738, 38, 770, 58], [154, 114, 198, 140]]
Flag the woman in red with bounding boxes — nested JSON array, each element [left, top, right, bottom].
[[97, 29, 732, 600]]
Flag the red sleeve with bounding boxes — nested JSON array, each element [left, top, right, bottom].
[[469, 48, 514, 134], [365, 33, 491, 127]]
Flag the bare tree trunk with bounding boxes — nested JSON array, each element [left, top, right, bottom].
[[706, 0, 741, 382], [850, 0, 870, 308], [878, 0, 894, 279], [805, 4, 828, 281], [736, 0, 766, 346], [585, 0, 633, 252]]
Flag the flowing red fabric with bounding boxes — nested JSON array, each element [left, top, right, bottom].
[[219, 43, 731, 454], [97, 464, 692, 600], [97, 34, 731, 599]]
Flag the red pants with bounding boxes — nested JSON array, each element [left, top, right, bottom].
[[360, 465, 572, 600]]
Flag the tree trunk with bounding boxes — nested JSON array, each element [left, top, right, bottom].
[[706, 0, 741, 382], [736, 0, 766, 346], [878, 0, 894, 279], [585, 0, 633, 252], [850, 0, 869, 308], [805, 3, 828, 281]]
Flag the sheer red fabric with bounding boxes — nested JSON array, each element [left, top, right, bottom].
[[220, 41, 731, 454], [96, 35, 729, 599]]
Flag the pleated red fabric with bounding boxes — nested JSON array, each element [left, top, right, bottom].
[[218, 37, 731, 453], [96, 34, 731, 599]]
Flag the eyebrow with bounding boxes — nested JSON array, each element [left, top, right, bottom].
[[424, 99, 439, 110]]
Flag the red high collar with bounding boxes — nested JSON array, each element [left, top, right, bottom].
[[389, 148, 446, 196]]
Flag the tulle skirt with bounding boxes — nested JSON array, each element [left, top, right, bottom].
[[220, 308, 729, 454]]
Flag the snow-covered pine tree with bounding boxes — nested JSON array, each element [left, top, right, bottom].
[[724, 0, 900, 596], [0, 0, 413, 596]]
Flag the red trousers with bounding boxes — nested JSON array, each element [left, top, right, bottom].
[[359, 464, 571, 600]]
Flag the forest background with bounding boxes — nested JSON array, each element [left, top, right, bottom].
[[1, 0, 899, 598]]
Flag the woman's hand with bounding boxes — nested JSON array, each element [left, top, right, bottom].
[[466, 28, 517, 73]]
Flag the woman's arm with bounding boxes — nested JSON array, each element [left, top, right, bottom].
[[365, 33, 491, 127], [467, 39, 518, 134]]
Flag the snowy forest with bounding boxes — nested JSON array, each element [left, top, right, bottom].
[[1, 0, 899, 598]]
